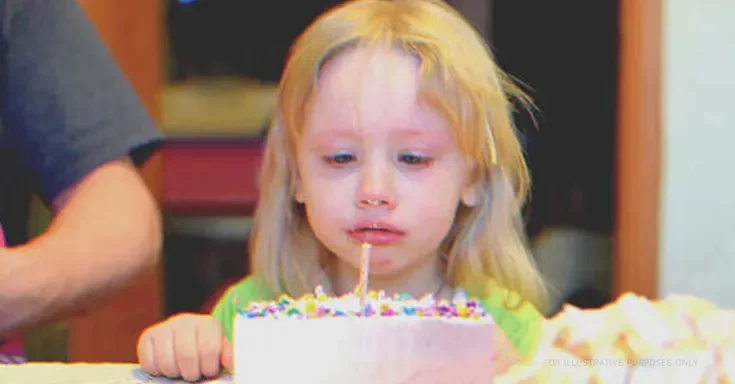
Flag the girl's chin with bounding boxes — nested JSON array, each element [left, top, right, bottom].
[[359, 259, 413, 281], [368, 254, 394, 268]]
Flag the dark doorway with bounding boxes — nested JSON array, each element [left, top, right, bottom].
[[491, 1, 619, 314]]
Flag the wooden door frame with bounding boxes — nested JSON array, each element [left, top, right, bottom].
[[613, 0, 661, 299]]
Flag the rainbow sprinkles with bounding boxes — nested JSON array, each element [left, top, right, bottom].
[[237, 241, 489, 321], [236, 285, 489, 320]]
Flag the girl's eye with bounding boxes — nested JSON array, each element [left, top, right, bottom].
[[323, 153, 356, 166], [399, 153, 432, 166]]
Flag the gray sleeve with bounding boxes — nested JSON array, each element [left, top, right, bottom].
[[0, 0, 164, 204]]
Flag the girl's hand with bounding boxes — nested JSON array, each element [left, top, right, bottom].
[[492, 325, 523, 375], [137, 313, 233, 382]]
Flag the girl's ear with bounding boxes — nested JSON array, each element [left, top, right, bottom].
[[292, 163, 306, 203], [461, 183, 480, 207], [461, 161, 480, 207], [294, 183, 305, 203]]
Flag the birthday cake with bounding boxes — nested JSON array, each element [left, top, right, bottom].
[[233, 286, 495, 383]]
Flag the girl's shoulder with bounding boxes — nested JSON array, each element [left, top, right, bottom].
[[210, 275, 276, 340], [222, 275, 275, 303], [463, 279, 545, 360]]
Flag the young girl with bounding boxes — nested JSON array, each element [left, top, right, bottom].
[[138, 0, 547, 381]]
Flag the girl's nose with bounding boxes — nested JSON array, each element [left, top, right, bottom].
[[355, 160, 396, 210]]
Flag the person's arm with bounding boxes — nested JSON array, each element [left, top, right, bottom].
[[0, 0, 164, 335], [0, 158, 161, 335]]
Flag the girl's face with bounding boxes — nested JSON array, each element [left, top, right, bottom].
[[295, 46, 476, 295]]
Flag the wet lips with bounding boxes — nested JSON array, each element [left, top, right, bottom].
[[347, 222, 405, 245]]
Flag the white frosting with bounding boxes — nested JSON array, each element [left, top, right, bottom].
[[233, 314, 495, 383]]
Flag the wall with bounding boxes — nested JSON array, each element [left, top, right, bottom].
[[451, 0, 492, 41], [659, 1, 735, 306]]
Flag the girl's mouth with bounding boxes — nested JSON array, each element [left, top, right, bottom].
[[347, 222, 405, 245]]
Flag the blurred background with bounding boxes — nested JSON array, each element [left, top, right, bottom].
[[8, 0, 733, 367]]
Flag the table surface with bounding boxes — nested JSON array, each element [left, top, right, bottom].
[[0, 363, 233, 384]]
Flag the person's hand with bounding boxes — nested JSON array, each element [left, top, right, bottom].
[[137, 313, 233, 382], [491, 325, 523, 375]]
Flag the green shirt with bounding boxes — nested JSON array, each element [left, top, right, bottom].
[[211, 276, 544, 360]]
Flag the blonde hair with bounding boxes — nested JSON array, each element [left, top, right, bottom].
[[250, 0, 548, 311]]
